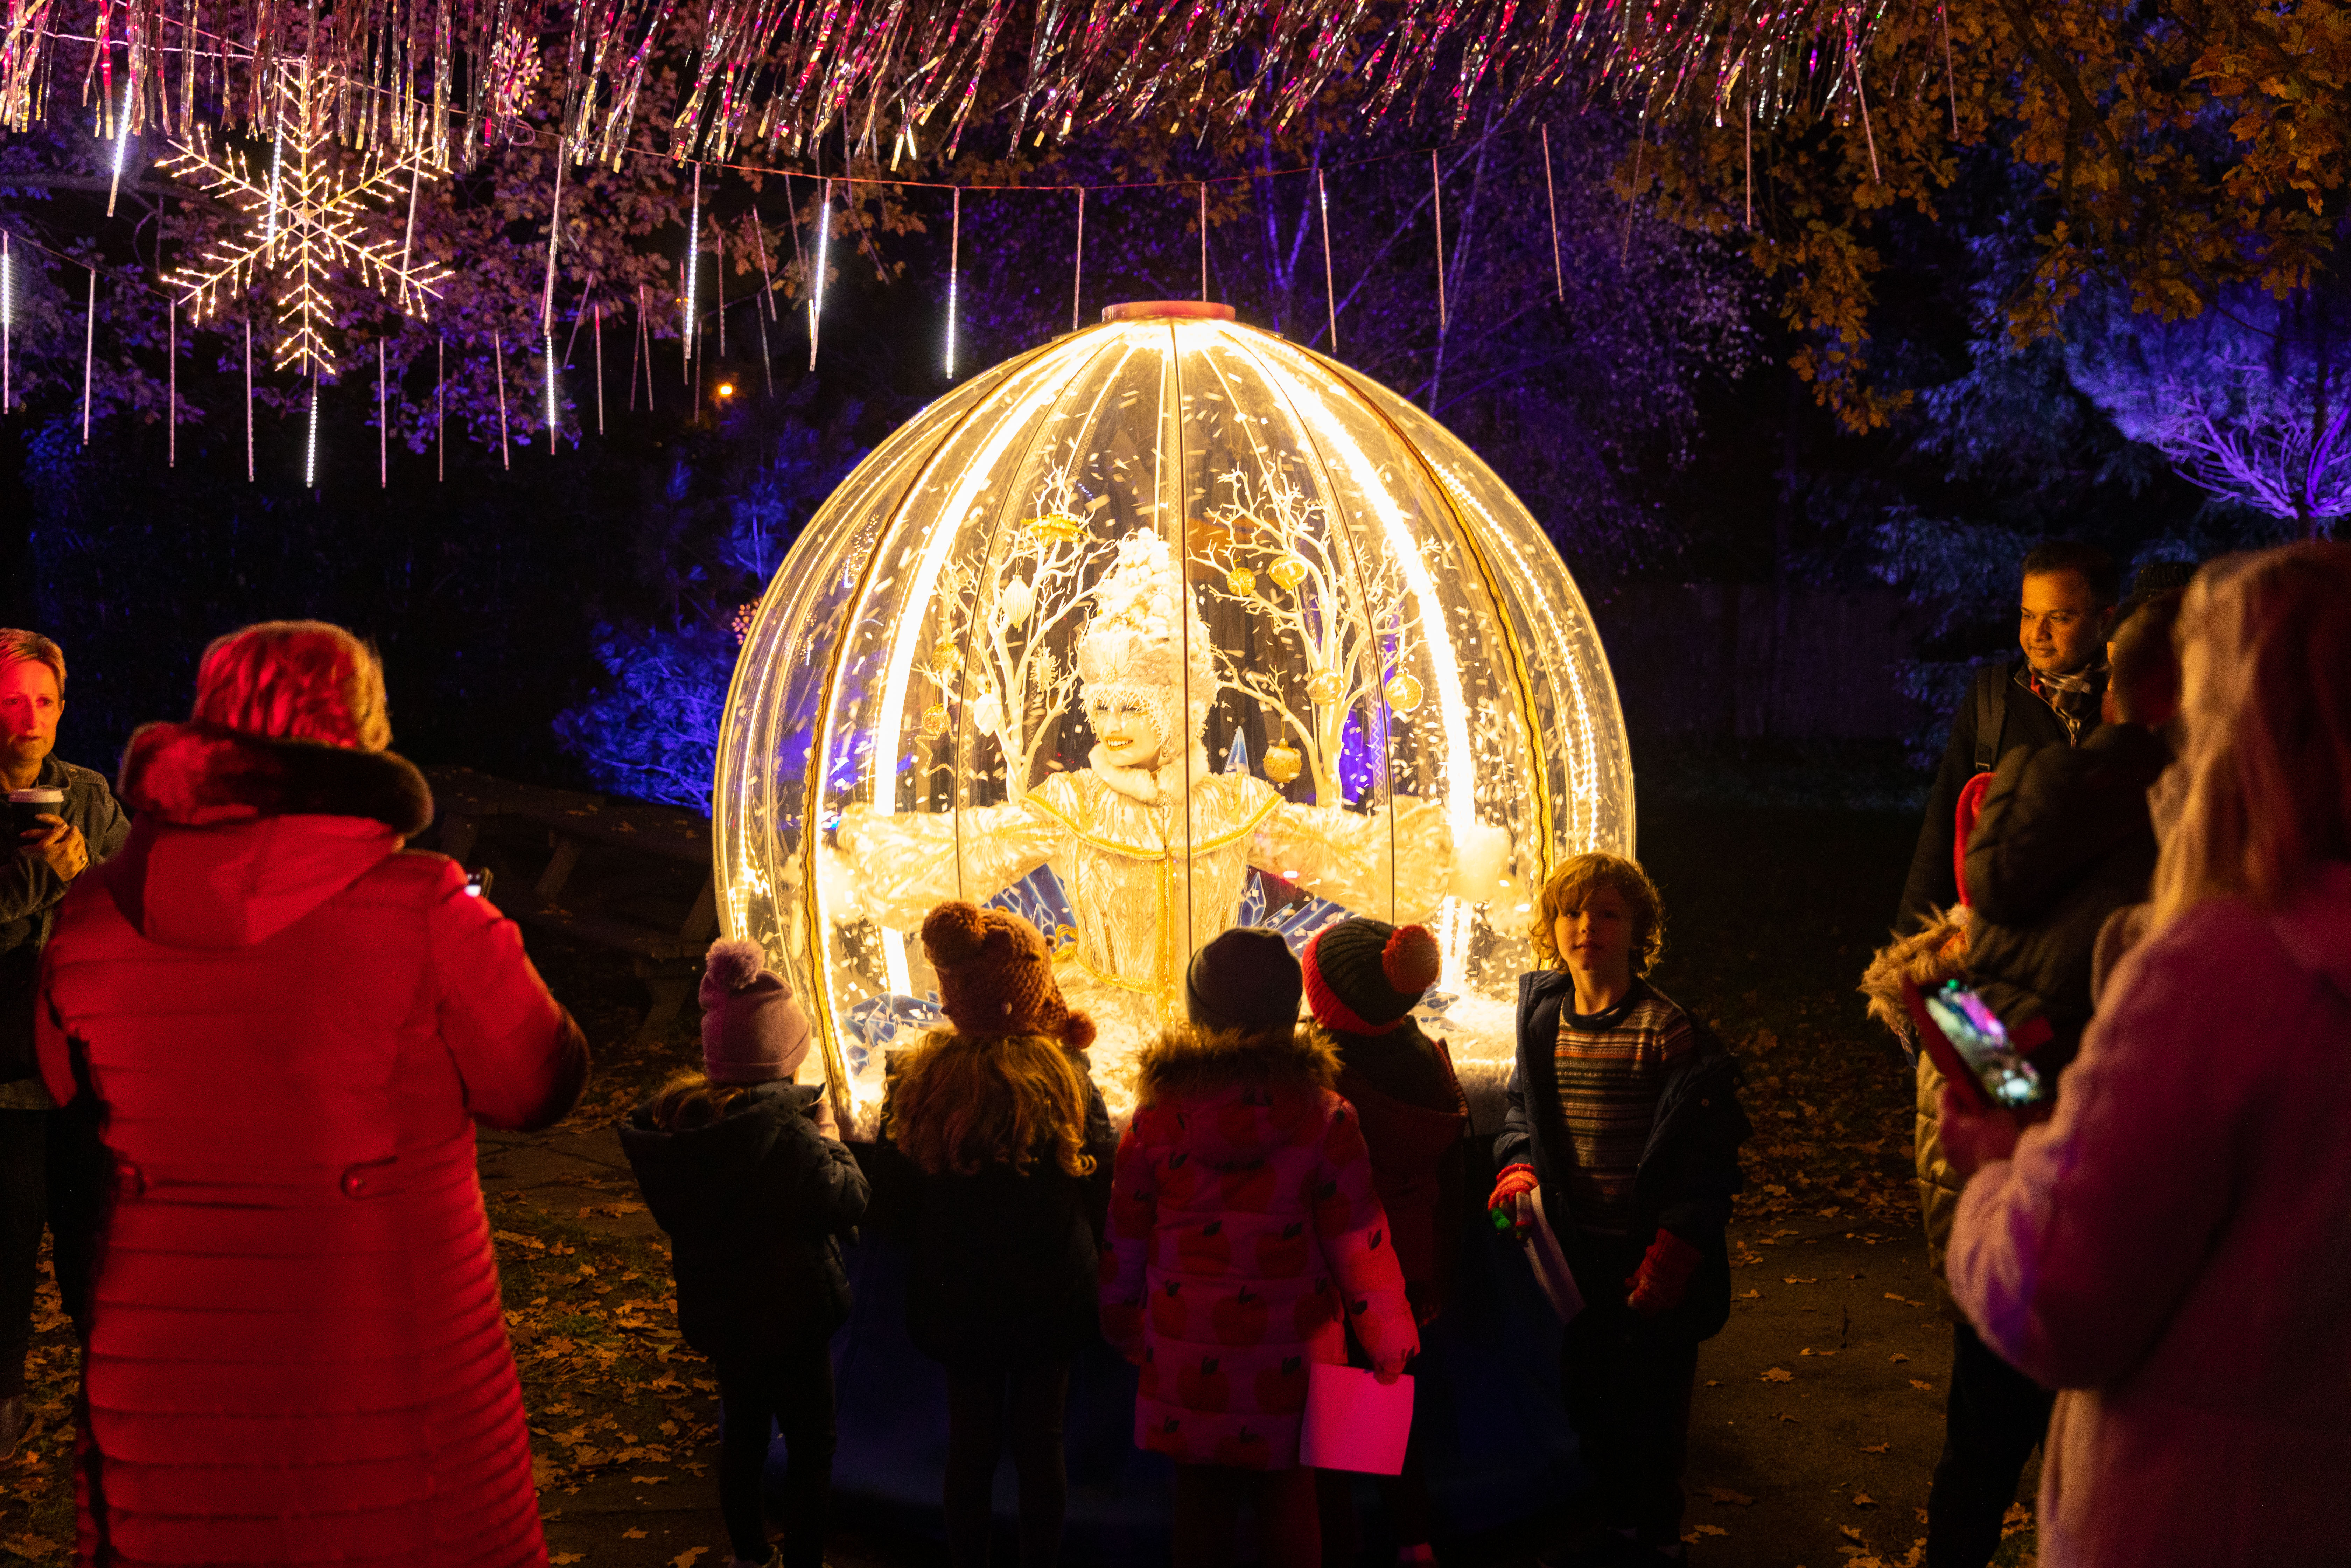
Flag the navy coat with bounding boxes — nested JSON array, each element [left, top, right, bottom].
[[1495, 970, 1751, 1341], [621, 1080, 868, 1360]]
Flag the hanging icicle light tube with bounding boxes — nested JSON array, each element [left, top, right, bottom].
[[545, 330, 561, 445], [807, 179, 831, 371]]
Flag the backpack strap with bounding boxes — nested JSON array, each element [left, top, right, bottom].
[[1972, 663, 2009, 774]]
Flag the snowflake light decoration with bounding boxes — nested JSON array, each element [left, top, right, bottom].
[[162, 58, 453, 379]]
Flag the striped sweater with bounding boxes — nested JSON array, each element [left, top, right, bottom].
[[1553, 983, 1697, 1235]]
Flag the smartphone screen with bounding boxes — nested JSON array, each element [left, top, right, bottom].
[[1922, 980, 2045, 1108]]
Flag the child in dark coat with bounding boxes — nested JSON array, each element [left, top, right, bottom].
[[1490, 854, 1749, 1568], [1301, 917, 1467, 1567], [872, 902, 1116, 1568], [621, 938, 869, 1568]]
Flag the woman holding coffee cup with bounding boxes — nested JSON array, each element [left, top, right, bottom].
[[0, 628, 128, 1463]]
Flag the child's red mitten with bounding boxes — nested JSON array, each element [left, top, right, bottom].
[[1624, 1231, 1703, 1316], [1486, 1164, 1539, 1233]]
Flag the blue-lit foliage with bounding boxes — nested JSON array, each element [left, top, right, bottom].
[[554, 405, 868, 805]]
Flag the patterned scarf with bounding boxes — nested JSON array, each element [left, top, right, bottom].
[[2030, 662, 2107, 744]]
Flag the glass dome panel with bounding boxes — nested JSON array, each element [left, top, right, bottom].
[[715, 309, 1634, 1119]]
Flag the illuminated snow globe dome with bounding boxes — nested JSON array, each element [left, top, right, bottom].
[[714, 301, 1632, 1122]]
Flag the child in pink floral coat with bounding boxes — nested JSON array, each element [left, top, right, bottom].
[[1101, 927, 1418, 1568]]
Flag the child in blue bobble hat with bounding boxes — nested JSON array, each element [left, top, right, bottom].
[[620, 937, 868, 1568]]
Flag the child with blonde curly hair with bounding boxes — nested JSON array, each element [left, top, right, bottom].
[[873, 902, 1116, 1568], [1490, 852, 1749, 1568]]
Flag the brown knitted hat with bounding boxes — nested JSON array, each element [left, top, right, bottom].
[[919, 901, 1097, 1051]]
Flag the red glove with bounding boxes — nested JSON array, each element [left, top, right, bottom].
[[1486, 1164, 1539, 1234], [1624, 1231, 1702, 1316]]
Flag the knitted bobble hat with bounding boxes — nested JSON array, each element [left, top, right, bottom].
[[1303, 917, 1442, 1035], [919, 901, 1097, 1052], [699, 937, 813, 1084]]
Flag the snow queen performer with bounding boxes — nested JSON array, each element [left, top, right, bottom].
[[835, 530, 1497, 1065]]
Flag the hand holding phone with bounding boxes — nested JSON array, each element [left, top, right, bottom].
[[1901, 978, 2050, 1114]]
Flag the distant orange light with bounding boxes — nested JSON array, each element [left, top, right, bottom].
[[716, 382, 737, 399]]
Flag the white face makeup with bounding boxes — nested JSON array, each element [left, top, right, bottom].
[[1089, 693, 1165, 768]]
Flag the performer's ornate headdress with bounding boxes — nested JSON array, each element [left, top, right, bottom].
[[1076, 531, 1218, 761]]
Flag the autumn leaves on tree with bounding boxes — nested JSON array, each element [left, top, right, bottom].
[[1640, 0, 2351, 438]]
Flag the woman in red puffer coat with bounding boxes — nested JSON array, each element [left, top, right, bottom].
[[36, 621, 588, 1567], [1101, 927, 1417, 1568]]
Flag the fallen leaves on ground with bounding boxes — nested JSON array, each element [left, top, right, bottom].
[[1726, 1026, 1915, 1224], [1909, 1379, 1935, 1391], [1685, 1522, 1730, 1538], [1761, 1366, 1796, 1382], [492, 1189, 722, 1505], [671, 1548, 708, 1567], [0, 1263, 78, 1554], [1703, 1486, 1756, 1505]]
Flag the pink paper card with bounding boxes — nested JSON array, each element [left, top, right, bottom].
[[1299, 1362, 1415, 1475]]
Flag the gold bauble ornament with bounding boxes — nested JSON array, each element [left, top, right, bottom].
[[1262, 744, 1303, 785], [1226, 567, 1258, 597], [932, 638, 963, 674], [1268, 555, 1309, 592], [1306, 668, 1346, 706], [1383, 672, 1424, 714], [919, 704, 949, 738]]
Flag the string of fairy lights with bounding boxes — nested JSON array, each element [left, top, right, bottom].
[[0, 52, 1615, 491]]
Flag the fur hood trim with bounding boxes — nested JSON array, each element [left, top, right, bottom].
[[1132, 1024, 1339, 1107], [1857, 904, 1971, 1043], [119, 720, 434, 835]]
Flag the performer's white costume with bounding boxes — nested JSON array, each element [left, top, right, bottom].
[[835, 532, 1488, 1077]]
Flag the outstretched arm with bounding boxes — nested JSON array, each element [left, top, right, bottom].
[[834, 797, 1064, 933], [426, 858, 590, 1130], [1254, 795, 1480, 922]]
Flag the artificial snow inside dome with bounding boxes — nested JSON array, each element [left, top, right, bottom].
[[713, 302, 1633, 1126]]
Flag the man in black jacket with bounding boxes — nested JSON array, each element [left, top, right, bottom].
[[1895, 542, 2116, 931], [1918, 592, 2182, 1568], [0, 630, 129, 1460]]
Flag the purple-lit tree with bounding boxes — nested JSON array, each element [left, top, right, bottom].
[[2064, 279, 2351, 538]]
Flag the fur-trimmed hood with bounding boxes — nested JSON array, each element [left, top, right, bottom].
[[119, 720, 433, 834], [1857, 905, 1971, 1045], [98, 722, 435, 952], [1132, 1024, 1338, 1108]]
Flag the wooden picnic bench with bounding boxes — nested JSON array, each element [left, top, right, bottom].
[[423, 766, 716, 1035]]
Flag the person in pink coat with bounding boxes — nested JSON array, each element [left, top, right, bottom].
[[1100, 926, 1417, 1568], [36, 621, 589, 1567], [1939, 542, 2351, 1568]]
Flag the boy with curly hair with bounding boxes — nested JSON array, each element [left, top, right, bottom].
[[1490, 853, 1751, 1568]]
